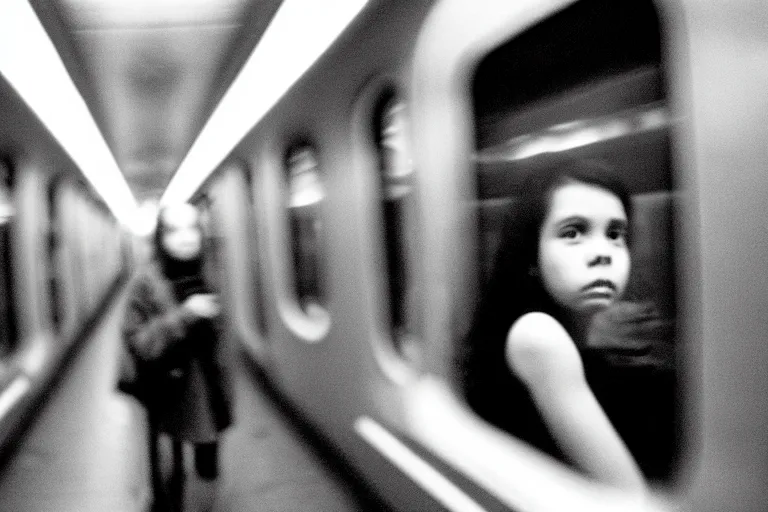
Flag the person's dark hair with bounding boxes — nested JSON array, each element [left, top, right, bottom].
[[459, 159, 632, 423]]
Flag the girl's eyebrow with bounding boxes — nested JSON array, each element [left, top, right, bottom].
[[555, 215, 587, 227], [608, 218, 629, 229]]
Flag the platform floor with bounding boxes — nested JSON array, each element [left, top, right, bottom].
[[0, 287, 389, 512]]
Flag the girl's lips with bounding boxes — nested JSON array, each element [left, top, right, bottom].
[[581, 279, 617, 292], [582, 289, 615, 301]]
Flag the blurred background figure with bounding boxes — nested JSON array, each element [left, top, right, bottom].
[[121, 202, 233, 512]]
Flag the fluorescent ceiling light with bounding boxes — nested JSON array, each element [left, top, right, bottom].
[[0, 0, 138, 228], [475, 104, 670, 163], [59, 0, 248, 27], [160, 0, 370, 206]]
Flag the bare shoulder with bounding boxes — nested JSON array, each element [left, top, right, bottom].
[[505, 312, 584, 387]]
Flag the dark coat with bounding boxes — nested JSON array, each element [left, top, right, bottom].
[[121, 261, 233, 441]]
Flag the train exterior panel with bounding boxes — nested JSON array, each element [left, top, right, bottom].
[[22, 0, 755, 510], [0, 70, 130, 458]]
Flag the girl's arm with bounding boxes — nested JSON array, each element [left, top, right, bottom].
[[121, 275, 197, 362], [506, 312, 646, 492]]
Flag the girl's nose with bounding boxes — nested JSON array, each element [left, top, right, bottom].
[[587, 253, 611, 267], [587, 235, 617, 267]]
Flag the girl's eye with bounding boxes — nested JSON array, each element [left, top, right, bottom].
[[607, 225, 627, 241], [559, 224, 583, 239]]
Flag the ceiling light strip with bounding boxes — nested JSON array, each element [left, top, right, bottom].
[[160, 0, 370, 205], [0, 0, 137, 226]]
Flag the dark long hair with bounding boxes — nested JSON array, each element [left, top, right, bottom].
[[460, 159, 632, 419]]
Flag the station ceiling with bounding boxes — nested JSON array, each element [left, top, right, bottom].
[[32, 0, 283, 204]]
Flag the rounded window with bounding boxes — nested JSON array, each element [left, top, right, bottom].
[[285, 145, 325, 314], [374, 94, 420, 362], [47, 178, 62, 332], [461, 0, 680, 485], [0, 159, 17, 354]]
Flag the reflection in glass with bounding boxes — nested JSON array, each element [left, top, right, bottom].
[[475, 103, 670, 164], [376, 97, 419, 362], [286, 146, 324, 312], [0, 162, 16, 354], [462, 0, 678, 487], [47, 180, 61, 331]]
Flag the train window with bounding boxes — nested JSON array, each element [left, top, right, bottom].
[[462, 0, 679, 486], [374, 94, 420, 362], [244, 168, 268, 335], [46, 178, 61, 332], [0, 160, 17, 355], [71, 191, 88, 320], [285, 145, 325, 315]]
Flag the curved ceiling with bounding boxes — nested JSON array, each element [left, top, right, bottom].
[[32, 0, 283, 203]]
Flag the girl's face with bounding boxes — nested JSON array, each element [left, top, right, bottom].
[[160, 204, 202, 261], [538, 181, 630, 316]]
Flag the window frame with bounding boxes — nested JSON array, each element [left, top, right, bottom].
[[273, 139, 331, 343], [405, 0, 699, 507]]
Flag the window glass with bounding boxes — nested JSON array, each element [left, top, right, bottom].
[[0, 161, 17, 354], [47, 179, 61, 331], [244, 168, 268, 334], [375, 95, 420, 361], [286, 145, 324, 313], [462, 0, 678, 484], [73, 195, 87, 319]]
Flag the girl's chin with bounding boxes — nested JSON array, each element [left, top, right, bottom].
[[577, 297, 615, 314]]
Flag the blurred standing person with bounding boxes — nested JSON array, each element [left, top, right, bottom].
[[122, 202, 233, 512]]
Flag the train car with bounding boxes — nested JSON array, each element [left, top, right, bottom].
[[0, 65, 131, 458], [163, 0, 768, 510]]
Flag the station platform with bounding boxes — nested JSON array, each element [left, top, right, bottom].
[[0, 287, 390, 512]]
